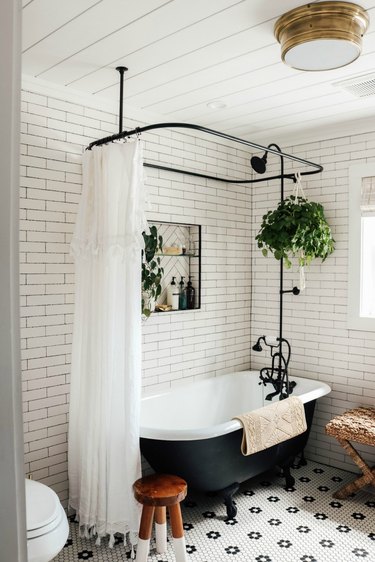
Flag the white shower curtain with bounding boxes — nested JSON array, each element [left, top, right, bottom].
[[68, 141, 147, 547]]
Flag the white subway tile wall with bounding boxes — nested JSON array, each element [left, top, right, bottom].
[[20, 89, 252, 505], [250, 134, 375, 472]]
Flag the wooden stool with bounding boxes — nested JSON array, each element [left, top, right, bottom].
[[133, 473, 188, 562], [325, 407, 375, 499]]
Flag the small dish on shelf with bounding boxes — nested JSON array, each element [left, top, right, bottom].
[[162, 246, 181, 255]]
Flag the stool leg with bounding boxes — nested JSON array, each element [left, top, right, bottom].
[[155, 506, 167, 554], [168, 504, 187, 562], [135, 506, 155, 562]]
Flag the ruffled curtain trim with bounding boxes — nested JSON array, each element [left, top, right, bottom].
[[70, 140, 148, 259]]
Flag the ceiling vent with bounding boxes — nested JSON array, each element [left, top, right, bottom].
[[333, 72, 375, 98]]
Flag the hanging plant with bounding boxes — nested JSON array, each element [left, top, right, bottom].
[[142, 225, 164, 317], [255, 194, 335, 273]]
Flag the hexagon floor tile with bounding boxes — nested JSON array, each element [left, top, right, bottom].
[[54, 461, 375, 562]]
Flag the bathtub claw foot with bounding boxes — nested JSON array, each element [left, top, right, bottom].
[[220, 482, 239, 519], [281, 464, 295, 488], [296, 449, 307, 467], [225, 502, 237, 520]]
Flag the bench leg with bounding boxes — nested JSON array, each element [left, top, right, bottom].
[[333, 439, 375, 499], [169, 504, 187, 562], [334, 469, 375, 499], [155, 506, 167, 554], [135, 506, 155, 562]]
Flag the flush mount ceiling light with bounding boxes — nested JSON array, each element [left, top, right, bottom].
[[274, 1, 369, 71]]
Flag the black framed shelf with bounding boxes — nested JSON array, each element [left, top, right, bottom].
[[150, 221, 201, 312]]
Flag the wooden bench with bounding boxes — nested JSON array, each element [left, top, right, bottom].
[[325, 407, 375, 499], [133, 473, 188, 562]]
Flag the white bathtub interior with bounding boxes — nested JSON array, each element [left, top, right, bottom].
[[140, 371, 331, 440]]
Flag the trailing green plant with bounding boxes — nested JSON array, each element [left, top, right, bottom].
[[142, 225, 164, 317], [255, 195, 335, 269]]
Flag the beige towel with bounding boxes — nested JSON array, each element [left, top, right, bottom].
[[233, 396, 307, 456]]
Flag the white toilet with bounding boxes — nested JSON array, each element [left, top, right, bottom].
[[25, 478, 69, 562]]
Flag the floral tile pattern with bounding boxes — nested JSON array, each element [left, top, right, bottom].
[[55, 461, 375, 562]]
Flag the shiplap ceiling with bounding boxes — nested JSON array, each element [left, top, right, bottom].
[[22, 0, 375, 144]]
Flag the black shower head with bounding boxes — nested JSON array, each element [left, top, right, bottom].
[[250, 151, 268, 174], [252, 336, 264, 352]]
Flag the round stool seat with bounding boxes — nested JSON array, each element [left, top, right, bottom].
[[133, 473, 187, 506], [133, 474, 188, 562]]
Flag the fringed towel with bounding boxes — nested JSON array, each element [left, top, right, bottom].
[[233, 396, 307, 456]]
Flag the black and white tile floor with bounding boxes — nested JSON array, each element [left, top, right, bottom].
[[55, 461, 375, 562]]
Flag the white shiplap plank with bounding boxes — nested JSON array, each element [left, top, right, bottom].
[[215, 41, 375, 129], [124, 44, 281, 111], [108, 23, 277, 100], [252, 112, 375, 147], [201, 87, 351, 133], [135, 33, 375, 116], [227, 91, 356, 136], [68, 0, 277, 93], [31, 0, 243, 86], [62, 0, 306, 94], [22, 0, 100, 52], [249, 109, 375, 147], [181, 43, 375, 128], [21, 0, 170, 76], [231, 94, 375, 139], [162, 63, 297, 123]]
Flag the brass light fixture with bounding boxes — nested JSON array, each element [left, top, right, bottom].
[[274, 1, 369, 71]]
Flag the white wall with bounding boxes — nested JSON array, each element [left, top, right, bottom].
[[0, 0, 27, 559], [20, 85, 252, 504], [251, 132, 375, 472]]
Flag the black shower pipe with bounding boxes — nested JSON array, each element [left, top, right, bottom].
[[268, 142, 289, 395], [116, 65, 128, 135]]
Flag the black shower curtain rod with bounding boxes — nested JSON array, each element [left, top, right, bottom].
[[86, 67, 323, 185], [86, 121, 323, 185]]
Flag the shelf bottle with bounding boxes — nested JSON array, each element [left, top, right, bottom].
[[179, 277, 187, 310], [186, 276, 195, 309]]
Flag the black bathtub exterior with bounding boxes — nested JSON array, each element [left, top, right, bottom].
[[140, 400, 316, 493]]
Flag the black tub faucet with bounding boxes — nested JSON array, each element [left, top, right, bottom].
[[252, 335, 296, 400]]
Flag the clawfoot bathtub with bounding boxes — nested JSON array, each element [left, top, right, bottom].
[[140, 371, 330, 518]]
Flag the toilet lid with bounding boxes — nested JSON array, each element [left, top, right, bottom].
[[25, 479, 61, 532]]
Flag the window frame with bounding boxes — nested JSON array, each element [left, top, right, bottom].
[[348, 163, 375, 331]]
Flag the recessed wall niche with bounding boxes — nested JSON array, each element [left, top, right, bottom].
[[151, 221, 201, 312]]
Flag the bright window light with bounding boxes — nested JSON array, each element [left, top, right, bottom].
[[360, 216, 375, 317], [348, 165, 375, 331]]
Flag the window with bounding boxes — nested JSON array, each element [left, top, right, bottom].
[[348, 165, 375, 330]]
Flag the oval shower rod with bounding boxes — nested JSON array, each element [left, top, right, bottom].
[[86, 67, 323, 185]]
